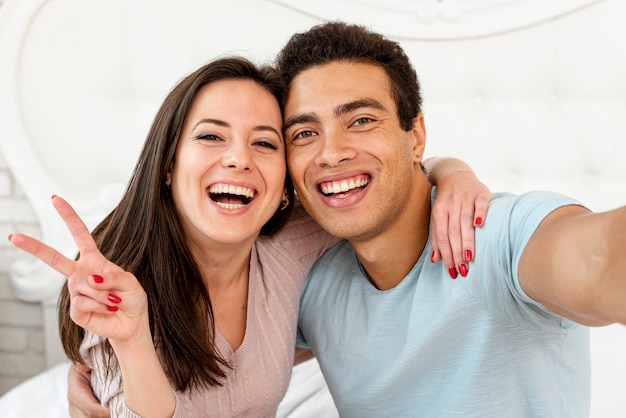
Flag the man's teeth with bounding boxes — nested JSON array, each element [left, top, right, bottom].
[[320, 177, 369, 196], [209, 184, 254, 199]]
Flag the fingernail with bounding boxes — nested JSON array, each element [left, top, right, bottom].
[[458, 263, 468, 277], [51, 194, 57, 200], [7, 234, 13, 242], [448, 266, 458, 279], [106, 305, 118, 312], [464, 249, 473, 263], [475, 217, 483, 226], [92, 275, 104, 284], [430, 251, 436, 263], [107, 293, 122, 304]]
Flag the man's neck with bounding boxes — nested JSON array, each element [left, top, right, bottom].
[[350, 184, 432, 291]]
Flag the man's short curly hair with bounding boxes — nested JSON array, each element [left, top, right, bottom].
[[275, 21, 422, 131]]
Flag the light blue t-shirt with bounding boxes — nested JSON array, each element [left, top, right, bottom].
[[297, 190, 590, 418]]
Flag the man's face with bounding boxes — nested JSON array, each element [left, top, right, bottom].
[[284, 61, 425, 242]]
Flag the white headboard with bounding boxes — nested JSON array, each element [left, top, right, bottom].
[[0, 0, 624, 415]]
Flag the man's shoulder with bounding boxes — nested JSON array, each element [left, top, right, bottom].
[[309, 240, 356, 275], [485, 190, 584, 222]]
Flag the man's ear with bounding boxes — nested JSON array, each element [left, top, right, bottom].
[[410, 113, 426, 162]]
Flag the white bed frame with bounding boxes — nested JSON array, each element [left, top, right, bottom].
[[1, 0, 624, 416]]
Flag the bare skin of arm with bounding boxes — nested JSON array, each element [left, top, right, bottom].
[[519, 204, 626, 326]]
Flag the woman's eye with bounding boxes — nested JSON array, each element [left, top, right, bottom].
[[197, 133, 220, 141], [255, 140, 278, 150]]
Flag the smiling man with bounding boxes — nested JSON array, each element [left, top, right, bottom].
[[276, 21, 626, 417]]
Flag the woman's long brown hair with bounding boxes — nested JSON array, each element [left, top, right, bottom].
[[58, 57, 294, 391]]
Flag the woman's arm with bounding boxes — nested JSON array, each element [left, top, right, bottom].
[[9, 196, 176, 417], [424, 157, 491, 278]]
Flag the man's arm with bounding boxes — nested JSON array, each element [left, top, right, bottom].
[[519, 204, 626, 326], [294, 348, 315, 365], [67, 363, 110, 418]]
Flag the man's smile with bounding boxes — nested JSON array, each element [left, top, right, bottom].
[[318, 174, 370, 198]]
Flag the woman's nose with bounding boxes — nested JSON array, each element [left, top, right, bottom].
[[222, 141, 252, 172]]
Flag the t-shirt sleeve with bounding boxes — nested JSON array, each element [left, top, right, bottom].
[[470, 191, 587, 330], [296, 325, 311, 349]]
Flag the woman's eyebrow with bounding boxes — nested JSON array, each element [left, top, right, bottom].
[[192, 118, 281, 137], [192, 118, 228, 130]]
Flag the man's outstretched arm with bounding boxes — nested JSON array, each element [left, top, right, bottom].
[[520, 204, 626, 326]]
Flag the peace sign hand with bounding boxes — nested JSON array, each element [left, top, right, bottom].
[[8, 196, 149, 346]]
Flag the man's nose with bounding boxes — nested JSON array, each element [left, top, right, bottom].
[[315, 130, 357, 167]]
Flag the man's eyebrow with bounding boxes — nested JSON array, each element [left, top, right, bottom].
[[334, 99, 386, 117], [284, 113, 319, 132], [284, 99, 386, 132]]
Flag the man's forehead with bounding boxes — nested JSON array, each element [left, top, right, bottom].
[[284, 61, 393, 115]]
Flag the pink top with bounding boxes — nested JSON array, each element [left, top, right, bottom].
[[80, 205, 338, 417]]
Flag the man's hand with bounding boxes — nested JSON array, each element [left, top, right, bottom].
[[68, 363, 109, 418]]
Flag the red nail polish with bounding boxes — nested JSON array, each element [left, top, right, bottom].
[[92, 275, 104, 284], [448, 266, 458, 279], [7, 234, 13, 241], [106, 305, 118, 312], [475, 217, 483, 226], [464, 249, 473, 263], [430, 251, 436, 263], [51, 194, 57, 200], [108, 294, 122, 304], [458, 263, 468, 277]]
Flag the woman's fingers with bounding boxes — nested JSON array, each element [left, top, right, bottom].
[[8, 233, 76, 278], [51, 196, 101, 257]]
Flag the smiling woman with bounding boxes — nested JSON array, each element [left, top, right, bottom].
[[7, 57, 337, 417]]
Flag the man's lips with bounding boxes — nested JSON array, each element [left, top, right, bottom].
[[318, 174, 370, 197]]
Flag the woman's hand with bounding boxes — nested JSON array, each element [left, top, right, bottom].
[[425, 158, 491, 278], [8, 195, 148, 344]]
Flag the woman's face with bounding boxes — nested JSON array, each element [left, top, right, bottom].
[[170, 79, 286, 251]]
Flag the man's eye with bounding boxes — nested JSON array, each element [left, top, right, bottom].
[[352, 117, 373, 126], [294, 130, 317, 140]]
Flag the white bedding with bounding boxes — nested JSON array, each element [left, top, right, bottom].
[[0, 359, 338, 418]]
